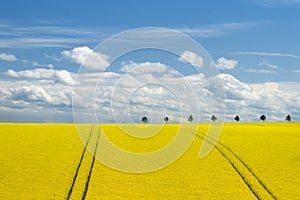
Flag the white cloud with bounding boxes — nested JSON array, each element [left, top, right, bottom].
[[0, 22, 257, 50], [0, 79, 73, 107], [258, 60, 278, 69], [45, 54, 61, 62], [54, 70, 76, 85], [1, 61, 300, 122], [226, 51, 300, 59], [120, 61, 169, 74], [0, 24, 108, 48], [177, 22, 258, 38], [32, 62, 40, 67], [0, 37, 83, 48], [0, 53, 17, 62], [47, 64, 54, 69], [6, 68, 53, 79], [217, 74, 300, 122], [218, 74, 259, 100], [251, 82, 279, 93], [213, 57, 238, 70], [61, 46, 110, 70], [11, 85, 53, 103], [245, 69, 277, 74], [178, 51, 204, 67], [32, 61, 54, 69], [6, 68, 76, 85]]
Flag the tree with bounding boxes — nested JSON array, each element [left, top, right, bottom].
[[286, 115, 291, 122], [164, 116, 169, 123], [260, 115, 266, 122], [142, 116, 148, 123], [234, 115, 240, 122], [188, 115, 193, 123], [211, 115, 217, 122]]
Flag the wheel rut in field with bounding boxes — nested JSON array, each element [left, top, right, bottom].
[[66, 127, 93, 200], [66, 125, 101, 200], [81, 127, 100, 200], [66, 125, 277, 199], [189, 129, 277, 200], [215, 139, 277, 200]]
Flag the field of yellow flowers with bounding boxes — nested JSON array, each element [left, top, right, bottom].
[[0, 122, 299, 199]]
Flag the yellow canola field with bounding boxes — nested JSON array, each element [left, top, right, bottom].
[[217, 123, 300, 199], [0, 123, 299, 199]]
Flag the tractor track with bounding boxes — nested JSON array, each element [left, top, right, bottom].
[[215, 138, 277, 200], [66, 125, 277, 199], [66, 126, 100, 200], [81, 127, 100, 200], [187, 128, 277, 200]]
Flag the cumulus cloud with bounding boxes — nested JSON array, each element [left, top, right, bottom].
[[0, 80, 73, 106], [178, 50, 204, 67], [0, 53, 17, 62], [11, 85, 53, 103], [6, 68, 76, 85], [218, 74, 300, 121], [120, 61, 169, 74], [213, 57, 238, 70], [218, 74, 259, 100], [72, 61, 201, 123], [1, 64, 300, 122], [61, 46, 110, 70], [67, 71, 295, 118], [7, 68, 53, 79], [0, 70, 75, 122], [251, 82, 279, 93], [54, 70, 76, 85]]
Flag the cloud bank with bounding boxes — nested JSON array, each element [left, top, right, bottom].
[[1, 66, 299, 123]]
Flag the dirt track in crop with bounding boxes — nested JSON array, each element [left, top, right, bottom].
[[67, 126, 277, 200], [193, 130, 277, 200], [66, 126, 100, 200]]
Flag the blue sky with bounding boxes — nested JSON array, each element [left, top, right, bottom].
[[0, 0, 300, 122]]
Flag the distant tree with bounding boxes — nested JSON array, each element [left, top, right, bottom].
[[142, 116, 148, 123], [164, 116, 169, 123], [211, 115, 217, 122], [285, 115, 291, 122], [234, 115, 240, 122], [188, 115, 193, 123], [260, 115, 266, 122]]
